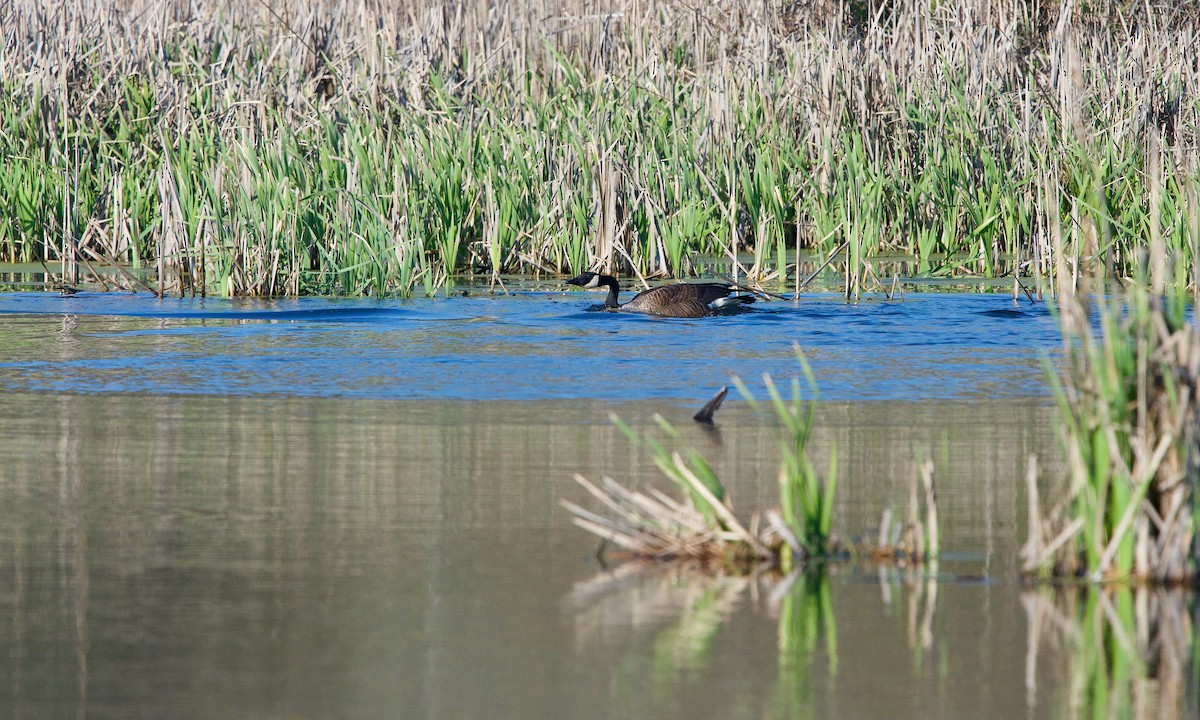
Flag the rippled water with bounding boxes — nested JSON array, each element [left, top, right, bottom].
[[0, 289, 1056, 401], [0, 287, 1190, 720]]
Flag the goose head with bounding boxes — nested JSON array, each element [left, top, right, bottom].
[[566, 271, 605, 289]]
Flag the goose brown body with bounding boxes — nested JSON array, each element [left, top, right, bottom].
[[565, 272, 754, 318]]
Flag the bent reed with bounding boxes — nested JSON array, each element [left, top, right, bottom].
[[3, 0, 1198, 296]]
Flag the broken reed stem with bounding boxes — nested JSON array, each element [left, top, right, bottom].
[[907, 464, 924, 561], [1021, 454, 1046, 573], [872, 457, 938, 565]]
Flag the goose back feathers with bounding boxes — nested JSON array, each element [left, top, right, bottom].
[[566, 272, 754, 318]]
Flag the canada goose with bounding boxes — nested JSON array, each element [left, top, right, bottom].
[[565, 272, 754, 318]]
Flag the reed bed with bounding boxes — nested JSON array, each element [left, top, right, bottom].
[[561, 412, 782, 569], [2, 0, 1197, 296], [562, 351, 939, 571], [1021, 253, 1200, 582], [563, 359, 838, 569]]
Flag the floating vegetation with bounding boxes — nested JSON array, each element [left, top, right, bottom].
[[1021, 249, 1200, 582], [563, 350, 940, 571], [3, 1, 1198, 296], [561, 414, 777, 568]]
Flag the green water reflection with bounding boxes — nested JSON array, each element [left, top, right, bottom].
[[1024, 586, 1195, 720]]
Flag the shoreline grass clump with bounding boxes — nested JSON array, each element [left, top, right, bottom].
[[562, 356, 839, 570], [563, 348, 944, 572], [1021, 257, 1200, 582], [2, 1, 1198, 296]]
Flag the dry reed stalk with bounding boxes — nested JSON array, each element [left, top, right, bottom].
[[561, 473, 773, 563], [862, 456, 940, 566]]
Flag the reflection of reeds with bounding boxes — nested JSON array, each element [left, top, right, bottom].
[[770, 569, 837, 719], [567, 562, 837, 714], [1022, 586, 1195, 720], [567, 562, 754, 680], [869, 563, 939, 669]]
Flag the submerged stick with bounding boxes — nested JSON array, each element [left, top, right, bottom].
[[693, 386, 728, 424]]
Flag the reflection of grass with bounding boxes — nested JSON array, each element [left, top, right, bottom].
[[776, 571, 837, 672], [651, 577, 747, 681], [1023, 586, 1193, 720], [566, 564, 754, 711], [569, 563, 838, 720], [771, 570, 838, 720]]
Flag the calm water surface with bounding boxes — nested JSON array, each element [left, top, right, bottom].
[[0, 288, 1190, 719]]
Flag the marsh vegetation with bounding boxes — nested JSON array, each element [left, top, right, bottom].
[[3, 2, 1199, 715], [3, 0, 1197, 296], [564, 350, 941, 572], [1022, 248, 1200, 583]]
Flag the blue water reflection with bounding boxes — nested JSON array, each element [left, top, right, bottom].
[[0, 290, 1058, 402]]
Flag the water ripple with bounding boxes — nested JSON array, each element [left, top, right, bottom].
[[0, 291, 1060, 403]]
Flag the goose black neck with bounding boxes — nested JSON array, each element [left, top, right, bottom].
[[598, 275, 622, 308]]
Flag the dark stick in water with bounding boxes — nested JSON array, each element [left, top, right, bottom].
[[693, 386, 729, 424]]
